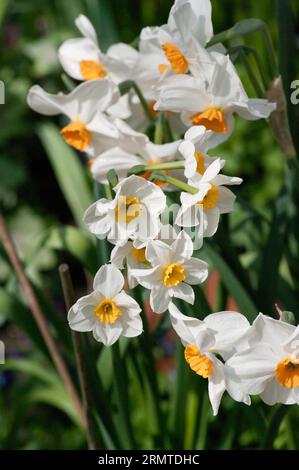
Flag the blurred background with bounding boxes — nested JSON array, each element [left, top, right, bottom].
[[0, 0, 299, 450]]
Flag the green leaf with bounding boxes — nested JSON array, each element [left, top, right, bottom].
[[258, 161, 295, 313], [26, 225, 97, 275], [208, 19, 265, 47], [0, 288, 48, 357], [201, 243, 258, 321], [85, 0, 118, 50], [4, 358, 82, 427], [37, 123, 92, 229], [275, 0, 299, 152], [0, 0, 8, 26]]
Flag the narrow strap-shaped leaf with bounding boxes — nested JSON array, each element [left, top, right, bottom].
[[38, 123, 92, 229], [200, 243, 258, 321]]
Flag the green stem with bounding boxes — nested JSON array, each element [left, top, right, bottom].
[[240, 48, 264, 98], [154, 113, 164, 144], [261, 405, 288, 449], [131, 82, 155, 124], [112, 342, 135, 449], [145, 161, 185, 172], [133, 286, 166, 446], [262, 25, 279, 78], [195, 392, 210, 449], [151, 173, 198, 194]]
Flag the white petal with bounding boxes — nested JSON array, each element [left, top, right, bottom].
[[260, 378, 298, 405], [204, 311, 250, 359], [93, 264, 124, 297], [146, 239, 172, 267], [93, 322, 123, 346], [131, 266, 161, 289], [121, 315, 143, 338], [208, 357, 226, 416], [150, 285, 171, 314], [169, 302, 205, 344], [58, 38, 99, 81], [249, 313, 295, 350], [171, 230, 194, 263], [226, 343, 276, 395], [171, 283, 194, 305], [203, 208, 220, 237], [91, 147, 140, 183], [83, 200, 111, 236], [110, 242, 132, 269], [183, 257, 209, 284], [230, 99, 276, 121], [75, 15, 98, 44], [113, 291, 141, 316], [68, 292, 99, 332], [217, 186, 236, 214]]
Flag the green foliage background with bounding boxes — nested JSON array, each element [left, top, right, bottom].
[[0, 0, 299, 450]]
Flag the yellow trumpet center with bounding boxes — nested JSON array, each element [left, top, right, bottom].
[[158, 63, 169, 74], [93, 299, 121, 324], [115, 196, 142, 224], [185, 344, 213, 378], [80, 60, 107, 80], [131, 247, 147, 263], [161, 43, 189, 74], [61, 119, 91, 151], [197, 185, 219, 210], [190, 106, 228, 133], [275, 357, 299, 389], [194, 151, 205, 175], [163, 263, 185, 287]]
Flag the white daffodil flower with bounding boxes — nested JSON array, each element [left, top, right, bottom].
[[154, 52, 276, 143], [68, 264, 142, 346], [110, 224, 179, 288], [137, 0, 213, 81], [27, 79, 148, 156], [226, 313, 299, 405], [175, 158, 242, 243], [168, 302, 251, 415], [90, 139, 181, 185], [27, 79, 119, 154], [131, 231, 208, 314], [83, 175, 166, 246], [179, 126, 225, 179], [58, 15, 139, 84]]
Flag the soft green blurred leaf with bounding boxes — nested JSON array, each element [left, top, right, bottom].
[[37, 123, 92, 228], [0, 288, 48, 356], [27, 225, 97, 274], [201, 244, 258, 320]]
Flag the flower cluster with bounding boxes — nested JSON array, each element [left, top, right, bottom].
[[27, 0, 299, 413]]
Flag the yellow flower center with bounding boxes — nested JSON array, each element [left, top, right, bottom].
[[61, 119, 91, 151], [79, 60, 107, 80], [185, 344, 213, 378], [190, 106, 228, 133], [131, 247, 147, 263], [115, 196, 142, 224], [93, 299, 121, 324], [158, 63, 169, 74], [194, 151, 205, 174], [161, 43, 189, 74], [163, 263, 185, 287], [197, 185, 219, 209], [275, 357, 299, 389]]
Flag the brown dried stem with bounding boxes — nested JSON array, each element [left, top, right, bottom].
[[0, 212, 85, 428]]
